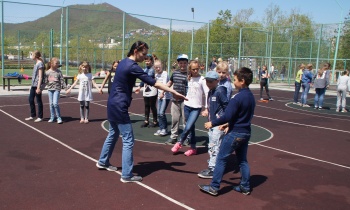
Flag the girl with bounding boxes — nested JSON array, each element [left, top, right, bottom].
[[100, 60, 120, 94], [171, 60, 209, 156], [135, 54, 158, 128], [313, 67, 329, 110], [45, 57, 67, 124], [336, 70, 350, 112], [293, 64, 305, 104], [301, 64, 314, 107], [259, 65, 273, 101], [25, 50, 45, 122], [66, 61, 101, 123], [96, 41, 187, 183], [153, 60, 171, 136]]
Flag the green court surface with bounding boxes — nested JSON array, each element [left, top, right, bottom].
[[102, 114, 272, 145]]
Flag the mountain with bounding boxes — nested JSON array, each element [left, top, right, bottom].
[[4, 3, 159, 39]]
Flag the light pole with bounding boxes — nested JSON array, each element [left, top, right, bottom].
[[332, 0, 343, 83], [190, 7, 194, 60], [60, 0, 66, 65]]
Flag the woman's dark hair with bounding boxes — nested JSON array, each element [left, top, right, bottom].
[[110, 60, 120, 71], [234, 67, 253, 86], [127, 41, 149, 57]]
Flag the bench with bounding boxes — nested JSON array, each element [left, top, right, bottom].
[[2, 76, 74, 91]]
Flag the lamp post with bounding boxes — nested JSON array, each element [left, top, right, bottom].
[[332, 0, 343, 83], [190, 7, 194, 60], [60, 0, 66, 65]]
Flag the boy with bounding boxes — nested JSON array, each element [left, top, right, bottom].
[[165, 54, 189, 145], [216, 61, 233, 100], [199, 67, 256, 196], [198, 71, 228, 178]]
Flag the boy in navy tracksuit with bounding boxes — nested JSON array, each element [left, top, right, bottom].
[[199, 67, 256, 196], [198, 71, 229, 179]]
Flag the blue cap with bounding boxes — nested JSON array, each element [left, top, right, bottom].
[[177, 54, 188, 61], [205, 71, 219, 80]]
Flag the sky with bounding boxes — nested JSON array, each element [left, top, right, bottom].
[[2, 0, 350, 30]]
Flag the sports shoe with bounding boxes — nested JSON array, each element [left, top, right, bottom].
[[159, 129, 168, 136], [25, 117, 34, 121], [342, 109, 348, 112], [318, 107, 322, 110], [292, 102, 298, 105], [198, 184, 218, 196], [154, 130, 161, 136], [336, 109, 339, 112], [48, 118, 54, 123], [269, 98, 274, 101], [140, 121, 149, 128], [120, 176, 142, 183], [165, 138, 177, 145], [57, 118, 63, 124], [148, 122, 159, 128], [34, 118, 42, 122], [171, 142, 182, 153], [259, 98, 263, 100], [96, 162, 118, 171], [314, 106, 318, 109], [184, 148, 197, 156], [233, 185, 251, 195], [303, 104, 310, 107], [198, 169, 214, 179]]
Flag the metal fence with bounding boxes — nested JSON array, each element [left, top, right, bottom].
[[1, 1, 349, 85]]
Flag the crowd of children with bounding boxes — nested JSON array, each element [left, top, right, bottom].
[[25, 46, 348, 198]]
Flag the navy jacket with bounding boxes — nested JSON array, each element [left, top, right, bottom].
[[107, 58, 156, 123], [207, 85, 228, 122], [211, 88, 255, 133]]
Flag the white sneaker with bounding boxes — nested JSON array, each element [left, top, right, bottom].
[[48, 118, 54, 123], [34, 118, 42, 122], [154, 130, 161, 136], [57, 118, 63, 124], [159, 129, 168, 136], [25, 117, 34, 121]]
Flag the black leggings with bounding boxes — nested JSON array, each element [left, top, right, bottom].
[[260, 80, 271, 99], [144, 95, 157, 122]]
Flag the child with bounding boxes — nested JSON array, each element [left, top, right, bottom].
[[25, 50, 45, 122], [293, 64, 305, 104], [301, 64, 314, 107], [313, 67, 329, 110], [198, 71, 228, 178], [153, 59, 171, 136], [336, 70, 350, 112], [165, 54, 189, 145], [259, 65, 273, 101], [100, 60, 120, 94], [135, 54, 158, 128], [199, 67, 256, 196], [45, 57, 67, 124], [171, 59, 209, 156], [66, 61, 101, 123], [216, 61, 233, 100]]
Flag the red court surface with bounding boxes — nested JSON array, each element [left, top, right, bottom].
[[1, 89, 350, 209]]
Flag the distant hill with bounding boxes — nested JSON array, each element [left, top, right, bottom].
[[4, 3, 159, 39]]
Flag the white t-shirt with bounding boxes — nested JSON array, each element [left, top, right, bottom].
[[142, 83, 158, 97], [155, 71, 171, 99], [77, 73, 94, 101], [184, 76, 209, 109]]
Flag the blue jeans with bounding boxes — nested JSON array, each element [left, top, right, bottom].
[[98, 121, 135, 178], [301, 83, 310, 105], [293, 82, 301, 103], [48, 90, 61, 119], [208, 127, 225, 169], [28, 86, 43, 118], [211, 132, 251, 190], [157, 98, 170, 130], [178, 105, 201, 148], [314, 88, 326, 108]]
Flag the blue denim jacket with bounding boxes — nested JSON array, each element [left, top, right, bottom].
[[208, 86, 229, 122], [301, 69, 313, 84]]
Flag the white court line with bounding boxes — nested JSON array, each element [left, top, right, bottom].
[[0, 109, 194, 210]]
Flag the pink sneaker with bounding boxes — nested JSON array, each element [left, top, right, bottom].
[[171, 142, 182, 153], [184, 148, 197, 156]]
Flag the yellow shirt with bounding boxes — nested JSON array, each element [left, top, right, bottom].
[[295, 69, 303, 83]]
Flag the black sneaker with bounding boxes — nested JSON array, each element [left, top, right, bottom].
[[198, 184, 218, 196], [148, 122, 159, 128], [96, 162, 118, 171], [165, 138, 177, 145], [197, 169, 214, 179], [140, 121, 149, 128], [233, 185, 251, 195], [120, 176, 143, 183]]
